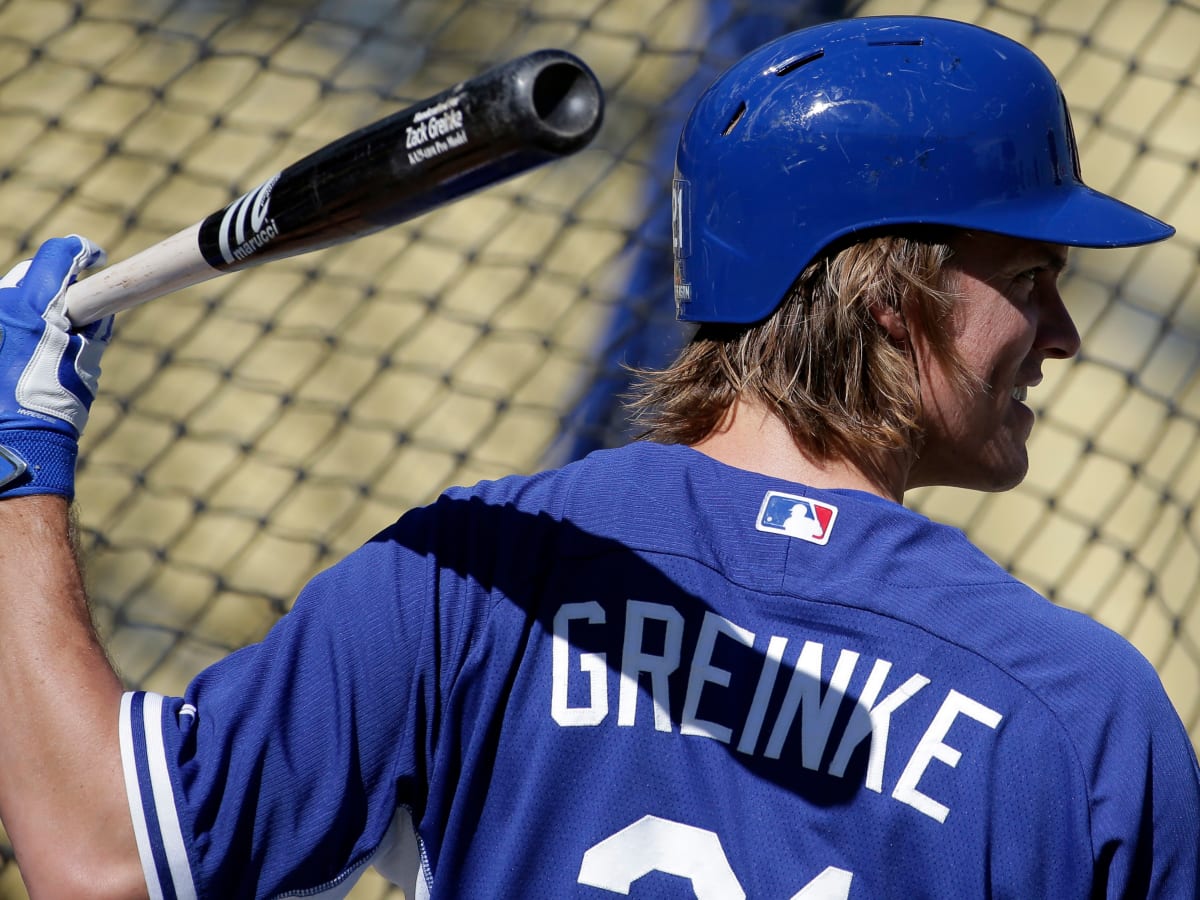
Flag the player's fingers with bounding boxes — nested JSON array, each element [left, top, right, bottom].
[[13, 237, 106, 316]]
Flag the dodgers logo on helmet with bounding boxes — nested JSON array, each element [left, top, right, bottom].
[[671, 176, 693, 316], [756, 490, 838, 545]]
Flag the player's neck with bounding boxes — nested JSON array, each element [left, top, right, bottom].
[[688, 397, 909, 502]]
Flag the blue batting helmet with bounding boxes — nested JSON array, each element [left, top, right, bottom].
[[672, 16, 1174, 324]]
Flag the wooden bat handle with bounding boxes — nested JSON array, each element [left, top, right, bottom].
[[67, 225, 209, 326]]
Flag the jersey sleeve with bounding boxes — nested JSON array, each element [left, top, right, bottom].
[[1082, 644, 1200, 897], [117, 503, 471, 900]]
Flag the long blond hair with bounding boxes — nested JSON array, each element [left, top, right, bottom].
[[628, 232, 975, 460]]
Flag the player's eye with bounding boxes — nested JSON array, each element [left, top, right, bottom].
[[1012, 266, 1055, 296]]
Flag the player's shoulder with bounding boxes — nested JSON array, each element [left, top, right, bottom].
[[798, 490, 1186, 756], [410, 442, 662, 536], [898, 544, 1189, 764], [877, 526, 1167, 707], [359, 447, 624, 578]]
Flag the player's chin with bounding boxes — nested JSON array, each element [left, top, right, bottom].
[[911, 445, 1029, 493], [943, 432, 1031, 493], [975, 444, 1031, 493], [979, 412, 1035, 491], [983, 465, 1028, 493]]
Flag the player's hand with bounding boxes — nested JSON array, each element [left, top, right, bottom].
[[0, 236, 112, 498]]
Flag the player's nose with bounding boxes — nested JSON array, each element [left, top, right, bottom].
[[1036, 285, 1081, 360]]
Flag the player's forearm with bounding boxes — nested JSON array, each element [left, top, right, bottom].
[[0, 496, 145, 898]]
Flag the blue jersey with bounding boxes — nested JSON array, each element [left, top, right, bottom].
[[120, 442, 1200, 899]]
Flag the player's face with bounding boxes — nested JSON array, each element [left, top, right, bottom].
[[906, 231, 1079, 493]]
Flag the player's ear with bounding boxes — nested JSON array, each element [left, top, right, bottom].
[[869, 299, 909, 346]]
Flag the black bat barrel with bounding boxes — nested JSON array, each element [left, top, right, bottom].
[[197, 49, 605, 272]]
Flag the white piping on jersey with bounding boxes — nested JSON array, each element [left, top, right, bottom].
[[121, 692, 430, 899], [121, 691, 199, 900], [120, 693, 164, 900]]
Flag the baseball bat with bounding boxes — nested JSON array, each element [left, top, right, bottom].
[[64, 49, 604, 327]]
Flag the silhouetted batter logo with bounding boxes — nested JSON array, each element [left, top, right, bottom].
[[755, 490, 838, 545]]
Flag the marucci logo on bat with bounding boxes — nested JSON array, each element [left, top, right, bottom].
[[216, 174, 282, 265]]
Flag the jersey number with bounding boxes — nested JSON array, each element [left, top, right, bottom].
[[578, 815, 853, 899]]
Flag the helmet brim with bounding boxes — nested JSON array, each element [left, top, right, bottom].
[[923, 185, 1175, 250]]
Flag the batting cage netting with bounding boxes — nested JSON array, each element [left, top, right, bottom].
[[0, 0, 1197, 895]]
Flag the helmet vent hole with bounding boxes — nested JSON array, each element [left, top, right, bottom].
[[867, 38, 924, 47], [721, 101, 747, 136], [772, 50, 824, 77]]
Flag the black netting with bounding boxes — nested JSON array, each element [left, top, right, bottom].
[[0, 0, 1197, 894]]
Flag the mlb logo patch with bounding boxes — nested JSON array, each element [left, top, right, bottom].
[[755, 491, 838, 545]]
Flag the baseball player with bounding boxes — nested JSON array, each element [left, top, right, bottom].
[[0, 15, 1197, 899]]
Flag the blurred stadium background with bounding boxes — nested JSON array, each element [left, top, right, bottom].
[[0, 0, 1197, 895]]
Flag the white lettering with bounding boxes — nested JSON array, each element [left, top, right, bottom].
[[579, 815, 745, 899], [736, 634, 788, 755], [828, 660, 930, 792], [681, 612, 754, 743], [405, 108, 465, 154], [618, 600, 684, 732], [405, 122, 427, 148], [551, 602, 608, 727], [549, 600, 1002, 826], [579, 816, 854, 899], [249, 174, 278, 232], [413, 94, 462, 122], [892, 689, 1002, 823], [231, 218, 280, 261], [765, 642, 858, 770], [790, 866, 854, 900]]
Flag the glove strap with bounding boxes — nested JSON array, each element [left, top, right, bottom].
[[0, 445, 26, 492], [0, 432, 79, 498]]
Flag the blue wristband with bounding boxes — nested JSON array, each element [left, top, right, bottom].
[[0, 431, 80, 498]]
